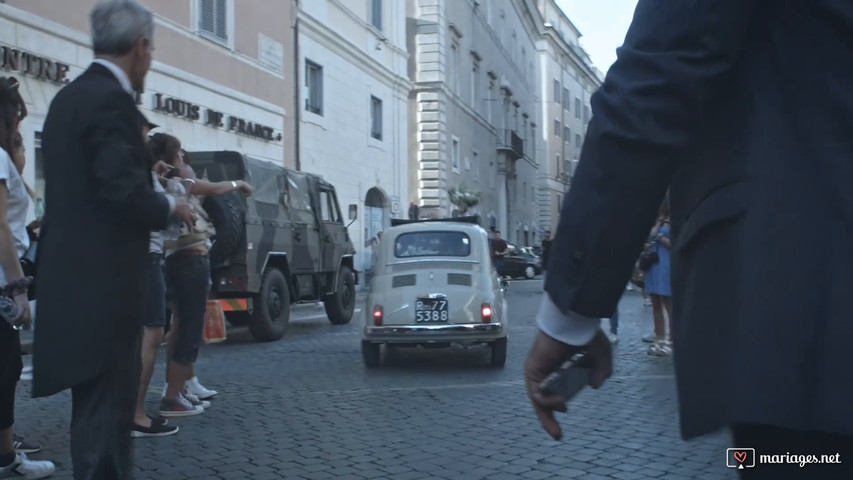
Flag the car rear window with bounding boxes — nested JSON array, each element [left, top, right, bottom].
[[394, 231, 471, 258]]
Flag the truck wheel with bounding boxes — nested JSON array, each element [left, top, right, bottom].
[[249, 268, 290, 342], [524, 266, 536, 279], [204, 195, 245, 266], [490, 337, 507, 367], [362, 340, 381, 367], [324, 265, 355, 325]]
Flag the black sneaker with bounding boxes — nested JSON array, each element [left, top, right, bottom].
[[12, 435, 40, 454], [148, 415, 168, 426], [131, 421, 179, 438]]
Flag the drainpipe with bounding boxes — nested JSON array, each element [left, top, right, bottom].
[[293, 0, 301, 171]]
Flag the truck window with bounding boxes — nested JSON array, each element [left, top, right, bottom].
[[320, 190, 340, 223], [319, 191, 331, 221], [287, 172, 315, 224], [330, 192, 343, 222]]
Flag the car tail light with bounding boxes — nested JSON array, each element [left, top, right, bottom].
[[481, 302, 492, 323], [373, 305, 383, 326]]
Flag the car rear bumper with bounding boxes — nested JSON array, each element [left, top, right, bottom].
[[364, 323, 504, 342]]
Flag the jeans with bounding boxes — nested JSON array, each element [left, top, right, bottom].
[[607, 309, 619, 335], [143, 252, 167, 328]]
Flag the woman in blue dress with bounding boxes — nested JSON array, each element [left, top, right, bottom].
[[644, 200, 673, 356]]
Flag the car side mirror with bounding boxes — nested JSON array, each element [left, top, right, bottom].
[[347, 204, 357, 227]]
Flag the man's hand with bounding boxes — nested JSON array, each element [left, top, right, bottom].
[[13, 292, 31, 330], [172, 197, 197, 230], [524, 329, 613, 440]]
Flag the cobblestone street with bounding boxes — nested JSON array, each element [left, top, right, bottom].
[[16, 280, 737, 479]]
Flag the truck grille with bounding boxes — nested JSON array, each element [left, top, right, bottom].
[[392, 274, 416, 288]]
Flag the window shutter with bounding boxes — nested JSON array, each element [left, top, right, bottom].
[[372, 0, 382, 30], [215, 0, 227, 40], [200, 0, 215, 34]]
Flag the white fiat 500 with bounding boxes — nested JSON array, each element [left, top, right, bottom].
[[361, 216, 508, 367]]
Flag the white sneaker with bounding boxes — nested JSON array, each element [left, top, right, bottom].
[[182, 391, 211, 409], [0, 453, 56, 479], [185, 377, 217, 400], [607, 333, 619, 344], [648, 340, 672, 356], [641, 333, 657, 343], [643, 298, 652, 307]]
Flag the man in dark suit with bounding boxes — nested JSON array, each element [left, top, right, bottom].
[[525, 1, 853, 478], [32, 2, 194, 479]]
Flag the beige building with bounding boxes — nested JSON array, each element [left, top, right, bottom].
[[534, 0, 602, 235], [295, 0, 411, 281], [408, 0, 545, 247], [0, 0, 294, 220]]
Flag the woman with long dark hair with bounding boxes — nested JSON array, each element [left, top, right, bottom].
[[0, 76, 54, 478], [146, 133, 252, 417]]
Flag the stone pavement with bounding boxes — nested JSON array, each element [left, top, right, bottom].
[[14, 280, 738, 479]]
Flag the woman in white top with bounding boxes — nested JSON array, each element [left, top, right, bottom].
[[0, 76, 55, 479]]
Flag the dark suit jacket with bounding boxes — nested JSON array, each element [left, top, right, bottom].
[[546, 0, 853, 439], [32, 63, 170, 397]]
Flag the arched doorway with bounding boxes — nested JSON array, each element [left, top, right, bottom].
[[363, 187, 388, 287]]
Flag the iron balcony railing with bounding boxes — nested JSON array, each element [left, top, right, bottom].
[[497, 129, 524, 159]]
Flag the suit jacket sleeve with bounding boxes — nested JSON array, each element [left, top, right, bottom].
[[84, 91, 170, 231], [546, 0, 761, 318]]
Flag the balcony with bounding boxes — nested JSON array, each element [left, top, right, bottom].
[[497, 129, 524, 160]]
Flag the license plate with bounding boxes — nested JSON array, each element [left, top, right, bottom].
[[415, 298, 449, 323]]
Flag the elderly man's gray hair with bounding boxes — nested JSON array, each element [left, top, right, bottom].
[[90, 0, 154, 55]]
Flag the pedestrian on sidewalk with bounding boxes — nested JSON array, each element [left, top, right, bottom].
[[32, 2, 196, 478], [540, 232, 552, 283], [524, 1, 853, 477], [490, 230, 509, 289], [150, 136, 252, 417], [643, 201, 673, 356], [130, 118, 179, 438], [0, 76, 55, 479]]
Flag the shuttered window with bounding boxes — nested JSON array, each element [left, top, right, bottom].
[[370, 96, 383, 140], [371, 0, 382, 31], [305, 60, 323, 115], [200, 0, 228, 44]]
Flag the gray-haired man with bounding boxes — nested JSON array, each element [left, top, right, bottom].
[[32, 2, 195, 479]]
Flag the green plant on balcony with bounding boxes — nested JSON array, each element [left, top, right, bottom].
[[448, 183, 481, 215]]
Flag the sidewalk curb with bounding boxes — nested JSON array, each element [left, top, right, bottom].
[[20, 292, 368, 356]]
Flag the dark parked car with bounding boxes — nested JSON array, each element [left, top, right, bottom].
[[497, 244, 542, 279]]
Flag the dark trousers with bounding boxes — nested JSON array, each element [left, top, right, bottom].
[[70, 336, 140, 480], [0, 322, 22, 431], [732, 424, 853, 479]]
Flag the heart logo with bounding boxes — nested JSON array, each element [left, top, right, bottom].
[[734, 451, 747, 464]]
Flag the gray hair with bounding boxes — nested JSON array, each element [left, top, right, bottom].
[[90, 0, 154, 55]]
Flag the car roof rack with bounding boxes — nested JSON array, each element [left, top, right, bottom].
[[390, 215, 481, 227]]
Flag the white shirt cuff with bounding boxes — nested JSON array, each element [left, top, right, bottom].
[[536, 294, 601, 346], [165, 194, 176, 215]]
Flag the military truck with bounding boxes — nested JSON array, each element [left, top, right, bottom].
[[188, 151, 359, 342]]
